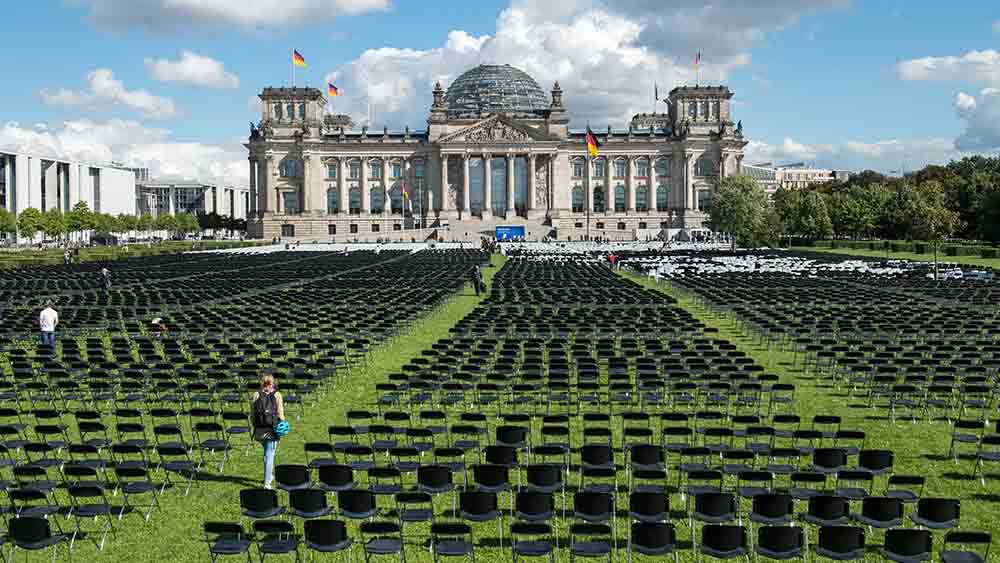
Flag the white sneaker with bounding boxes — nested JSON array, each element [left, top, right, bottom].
[[264, 482, 272, 490]]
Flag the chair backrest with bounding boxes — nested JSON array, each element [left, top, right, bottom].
[[695, 492, 735, 517], [862, 497, 902, 520], [460, 490, 498, 516], [885, 529, 932, 557], [630, 522, 676, 551], [574, 492, 614, 519], [10, 517, 54, 544], [630, 491, 668, 518], [318, 464, 353, 486], [752, 493, 792, 518], [240, 488, 278, 512], [701, 525, 746, 551], [819, 526, 865, 554], [809, 495, 850, 519], [917, 498, 960, 523], [290, 489, 327, 512], [757, 525, 803, 553], [275, 464, 310, 486], [304, 519, 348, 546], [337, 490, 375, 513]]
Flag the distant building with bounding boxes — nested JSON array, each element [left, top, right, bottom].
[[770, 163, 853, 190], [0, 150, 136, 216], [743, 164, 779, 194], [136, 180, 249, 219]]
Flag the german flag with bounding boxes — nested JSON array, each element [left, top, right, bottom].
[[328, 83, 339, 97], [293, 50, 307, 68], [585, 127, 601, 157]]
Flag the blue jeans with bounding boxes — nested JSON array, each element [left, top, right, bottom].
[[262, 440, 278, 486], [40, 331, 56, 346]]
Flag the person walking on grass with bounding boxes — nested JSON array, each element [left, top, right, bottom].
[[251, 374, 286, 489], [470, 263, 484, 296], [39, 302, 58, 346]]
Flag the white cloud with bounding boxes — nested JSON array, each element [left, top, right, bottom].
[[74, 0, 390, 32], [324, 4, 754, 129], [40, 69, 179, 120], [896, 49, 1000, 87], [953, 88, 1000, 151], [0, 119, 247, 184], [745, 136, 968, 172], [145, 51, 239, 89]]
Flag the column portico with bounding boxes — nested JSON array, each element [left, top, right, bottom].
[[627, 156, 636, 212], [248, 158, 257, 216], [506, 154, 515, 216], [360, 157, 370, 213], [462, 155, 471, 216], [482, 154, 492, 218], [527, 154, 538, 219]]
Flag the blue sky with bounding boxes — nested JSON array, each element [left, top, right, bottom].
[[1, 0, 998, 183]]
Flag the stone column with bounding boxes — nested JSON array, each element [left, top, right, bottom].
[[168, 186, 175, 215], [248, 159, 257, 216], [440, 154, 450, 216], [605, 158, 613, 213], [527, 154, 536, 217], [462, 154, 471, 216], [361, 157, 370, 213], [339, 160, 348, 214], [403, 159, 411, 217], [382, 158, 390, 216], [506, 154, 515, 217], [585, 157, 594, 213], [300, 154, 310, 214], [685, 152, 696, 211], [627, 156, 636, 212], [483, 154, 492, 218]]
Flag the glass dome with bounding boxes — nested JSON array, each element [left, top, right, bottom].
[[444, 64, 549, 116]]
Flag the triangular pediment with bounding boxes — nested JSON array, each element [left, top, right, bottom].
[[438, 115, 550, 144]]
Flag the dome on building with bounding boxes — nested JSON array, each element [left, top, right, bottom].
[[444, 64, 549, 116]]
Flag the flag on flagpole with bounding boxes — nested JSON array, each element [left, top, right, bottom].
[[328, 83, 339, 97], [585, 126, 601, 157], [694, 51, 701, 67], [293, 50, 307, 68]]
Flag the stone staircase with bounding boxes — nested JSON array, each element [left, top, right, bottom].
[[441, 214, 553, 242]]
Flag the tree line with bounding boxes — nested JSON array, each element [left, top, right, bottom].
[[708, 155, 1000, 247], [0, 203, 245, 243]]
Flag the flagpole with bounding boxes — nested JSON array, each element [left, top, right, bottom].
[[292, 49, 295, 87]]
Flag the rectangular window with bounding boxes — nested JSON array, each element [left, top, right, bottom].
[[282, 191, 299, 214], [393, 223, 402, 231], [327, 164, 338, 179], [391, 163, 402, 178], [286, 103, 294, 121], [595, 222, 605, 229], [350, 224, 358, 234], [90, 168, 101, 212], [414, 162, 425, 178], [349, 162, 360, 180], [594, 160, 605, 178], [637, 160, 649, 177], [617, 222, 626, 230], [370, 162, 382, 179], [697, 190, 712, 211], [615, 160, 627, 178], [656, 159, 669, 177], [639, 222, 647, 229], [298, 103, 306, 120], [0, 155, 7, 209], [572, 161, 584, 178], [574, 222, 583, 228], [371, 223, 380, 232], [328, 224, 336, 235]]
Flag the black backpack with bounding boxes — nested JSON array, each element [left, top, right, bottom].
[[253, 392, 279, 429]]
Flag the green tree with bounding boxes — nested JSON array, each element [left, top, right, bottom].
[[18, 208, 42, 241], [978, 190, 1000, 243], [117, 213, 138, 235], [178, 213, 200, 235], [155, 214, 178, 236], [909, 180, 960, 278], [137, 213, 154, 237], [707, 175, 775, 249], [40, 208, 67, 241], [66, 201, 95, 241], [0, 209, 16, 238], [797, 191, 833, 240]]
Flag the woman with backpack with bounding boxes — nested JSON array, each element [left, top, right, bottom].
[[251, 374, 286, 489]]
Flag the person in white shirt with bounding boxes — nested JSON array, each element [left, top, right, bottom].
[[39, 302, 58, 346]]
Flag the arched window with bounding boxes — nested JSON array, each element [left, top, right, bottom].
[[327, 187, 339, 214], [280, 158, 302, 178], [349, 187, 361, 213], [656, 185, 669, 211], [695, 154, 716, 177], [593, 187, 605, 213], [572, 185, 585, 213], [614, 183, 626, 212], [370, 185, 384, 213], [636, 185, 648, 212]]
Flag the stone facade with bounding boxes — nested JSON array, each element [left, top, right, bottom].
[[245, 65, 747, 241]]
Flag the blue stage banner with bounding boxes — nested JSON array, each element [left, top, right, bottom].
[[495, 226, 526, 241]]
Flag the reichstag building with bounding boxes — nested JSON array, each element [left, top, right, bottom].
[[246, 64, 747, 241]]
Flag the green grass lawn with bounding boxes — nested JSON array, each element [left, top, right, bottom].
[[793, 245, 1000, 269], [44, 254, 999, 562], [624, 271, 1000, 554], [53, 256, 503, 562]]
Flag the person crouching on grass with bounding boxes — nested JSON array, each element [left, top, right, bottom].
[[251, 374, 286, 489]]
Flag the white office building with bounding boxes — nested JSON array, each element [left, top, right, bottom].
[[136, 181, 249, 219], [0, 150, 136, 215]]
